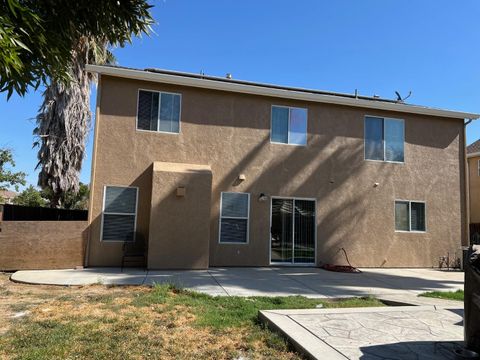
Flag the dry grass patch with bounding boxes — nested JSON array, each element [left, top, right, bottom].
[[0, 273, 384, 359]]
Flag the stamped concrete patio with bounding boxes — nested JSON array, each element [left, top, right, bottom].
[[260, 305, 464, 360], [11, 267, 463, 299]]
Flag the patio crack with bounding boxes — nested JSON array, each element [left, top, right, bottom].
[[142, 270, 149, 285], [206, 270, 230, 296]]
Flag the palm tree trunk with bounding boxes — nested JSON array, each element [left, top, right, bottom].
[[34, 38, 93, 208]]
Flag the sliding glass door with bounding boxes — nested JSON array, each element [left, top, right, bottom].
[[270, 198, 316, 264]]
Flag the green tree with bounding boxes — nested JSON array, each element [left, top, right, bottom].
[[0, 148, 26, 202], [61, 182, 89, 210], [1, 0, 154, 98], [41, 182, 89, 210], [12, 185, 46, 207], [0, 0, 154, 207]]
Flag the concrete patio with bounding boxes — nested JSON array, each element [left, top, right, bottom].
[[10, 267, 466, 359], [10, 267, 464, 298], [260, 305, 464, 360]]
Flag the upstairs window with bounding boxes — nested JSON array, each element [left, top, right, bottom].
[[365, 116, 404, 162], [219, 192, 250, 243], [271, 106, 307, 145], [102, 186, 138, 242], [137, 90, 181, 133], [395, 200, 426, 232]]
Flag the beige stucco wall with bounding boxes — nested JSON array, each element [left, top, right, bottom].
[[148, 162, 212, 269], [87, 75, 466, 268], [468, 156, 480, 224], [0, 221, 87, 270]]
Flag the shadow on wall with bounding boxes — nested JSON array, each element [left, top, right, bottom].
[[102, 77, 460, 150], [86, 166, 153, 267], [91, 77, 464, 268], [209, 129, 382, 266]]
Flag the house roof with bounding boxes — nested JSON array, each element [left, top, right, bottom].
[[86, 64, 480, 120], [467, 139, 480, 157], [0, 190, 17, 200]]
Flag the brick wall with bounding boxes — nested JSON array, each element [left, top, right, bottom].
[[0, 221, 88, 270]]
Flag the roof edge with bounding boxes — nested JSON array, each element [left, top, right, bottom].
[[86, 64, 480, 120]]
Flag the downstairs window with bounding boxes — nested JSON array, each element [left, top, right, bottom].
[[395, 200, 426, 232], [101, 186, 138, 241]]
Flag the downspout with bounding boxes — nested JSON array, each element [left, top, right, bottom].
[[464, 118, 473, 247], [84, 74, 102, 268]]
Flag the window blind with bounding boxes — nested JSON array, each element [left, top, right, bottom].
[[219, 192, 249, 243], [137, 90, 181, 133], [102, 186, 137, 242]]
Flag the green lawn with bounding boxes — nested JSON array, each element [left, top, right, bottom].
[[0, 281, 384, 360], [419, 289, 464, 301]]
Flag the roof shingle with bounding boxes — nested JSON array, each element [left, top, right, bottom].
[[467, 139, 480, 154]]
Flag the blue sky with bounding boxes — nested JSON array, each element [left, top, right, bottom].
[[1, 0, 479, 189]]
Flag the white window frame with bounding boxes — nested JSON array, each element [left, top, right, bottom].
[[100, 185, 139, 242], [394, 199, 427, 233], [136, 88, 182, 134], [270, 105, 308, 146], [364, 115, 405, 164], [218, 192, 250, 244]]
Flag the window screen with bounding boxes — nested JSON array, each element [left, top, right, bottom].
[[137, 90, 181, 133], [394, 201, 409, 231], [410, 202, 425, 231], [365, 116, 404, 162], [365, 116, 384, 160], [137, 90, 159, 131], [384, 119, 404, 162], [271, 106, 289, 143], [271, 106, 307, 145], [102, 186, 138, 241], [219, 192, 249, 243], [395, 200, 426, 232]]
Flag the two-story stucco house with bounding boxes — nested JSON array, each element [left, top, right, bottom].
[[84, 64, 478, 269], [467, 139, 480, 243]]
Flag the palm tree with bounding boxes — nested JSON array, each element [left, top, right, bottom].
[[34, 38, 113, 207]]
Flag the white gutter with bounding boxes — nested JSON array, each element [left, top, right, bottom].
[[467, 151, 480, 158], [86, 64, 480, 120]]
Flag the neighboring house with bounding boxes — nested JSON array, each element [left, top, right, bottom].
[[85, 64, 479, 269], [0, 190, 17, 205], [0, 190, 17, 222], [467, 139, 480, 244]]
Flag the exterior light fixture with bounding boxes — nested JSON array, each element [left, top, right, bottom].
[[258, 193, 268, 202], [176, 187, 186, 197]]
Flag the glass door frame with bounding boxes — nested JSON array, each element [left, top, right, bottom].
[[269, 196, 317, 266]]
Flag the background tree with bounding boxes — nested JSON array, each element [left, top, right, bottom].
[[0, 148, 26, 202], [41, 182, 89, 210], [11, 182, 89, 209], [12, 185, 47, 207], [1, 0, 154, 207]]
